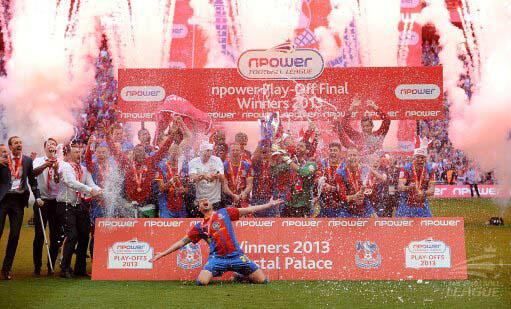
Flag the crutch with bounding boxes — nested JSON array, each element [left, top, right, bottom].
[[37, 207, 54, 273]]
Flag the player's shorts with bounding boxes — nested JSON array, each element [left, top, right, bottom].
[[159, 204, 187, 218], [395, 200, 432, 217], [203, 253, 259, 277], [318, 207, 344, 218], [337, 201, 375, 218]]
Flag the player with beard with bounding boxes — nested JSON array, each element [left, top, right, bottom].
[[150, 197, 283, 285], [317, 142, 345, 218], [336, 147, 376, 218], [396, 148, 435, 217]]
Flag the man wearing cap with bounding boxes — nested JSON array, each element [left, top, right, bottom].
[[396, 148, 435, 217], [189, 141, 237, 211]]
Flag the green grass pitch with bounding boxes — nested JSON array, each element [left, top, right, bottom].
[[0, 198, 510, 308]]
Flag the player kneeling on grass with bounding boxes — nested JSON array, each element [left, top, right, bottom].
[[150, 197, 283, 285]]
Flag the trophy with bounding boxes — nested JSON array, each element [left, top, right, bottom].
[[361, 165, 373, 196], [259, 112, 280, 142], [312, 176, 326, 218]]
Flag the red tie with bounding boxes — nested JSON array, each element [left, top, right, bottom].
[[12, 157, 21, 179]]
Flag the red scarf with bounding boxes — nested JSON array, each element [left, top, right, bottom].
[[408, 162, 426, 208], [71, 163, 83, 199], [132, 162, 147, 192], [346, 165, 365, 215], [346, 165, 361, 193], [226, 159, 245, 193], [8, 156, 22, 180], [326, 160, 341, 183], [47, 164, 57, 194], [164, 161, 183, 212]]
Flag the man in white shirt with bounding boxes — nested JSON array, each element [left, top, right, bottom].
[[188, 142, 238, 211], [57, 144, 102, 279], [32, 138, 61, 276]]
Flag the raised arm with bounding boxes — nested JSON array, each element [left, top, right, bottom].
[[60, 164, 93, 195], [149, 236, 192, 263], [241, 175, 253, 200], [106, 134, 130, 168], [151, 134, 174, 164], [238, 198, 283, 216], [177, 117, 192, 151], [33, 159, 51, 177], [337, 128, 356, 150], [373, 108, 390, 137]]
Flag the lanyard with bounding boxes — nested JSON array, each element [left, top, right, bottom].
[[412, 162, 426, 191], [346, 166, 360, 192], [71, 163, 83, 198], [8, 156, 22, 179], [227, 160, 244, 192], [132, 163, 147, 192]]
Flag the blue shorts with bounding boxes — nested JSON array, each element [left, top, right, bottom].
[[395, 201, 432, 217], [204, 254, 259, 277], [159, 205, 186, 218], [318, 207, 345, 218], [337, 201, 375, 218]]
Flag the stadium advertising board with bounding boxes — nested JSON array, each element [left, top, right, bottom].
[[433, 185, 509, 198], [92, 217, 467, 281]]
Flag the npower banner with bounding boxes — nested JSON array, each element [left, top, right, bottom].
[[433, 185, 510, 198], [117, 66, 443, 122], [92, 217, 467, 281]]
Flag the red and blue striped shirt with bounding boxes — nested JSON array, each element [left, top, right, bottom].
[[187, 208, 242, 257]]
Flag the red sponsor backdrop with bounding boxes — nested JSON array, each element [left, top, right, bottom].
[[117, 66, 443, 122], [397, 0, 424, 151], [92, 217, 467, 281], [433, 185, 510, 198]]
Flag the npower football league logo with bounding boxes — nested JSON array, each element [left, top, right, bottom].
[[237, 43, 324, 80]]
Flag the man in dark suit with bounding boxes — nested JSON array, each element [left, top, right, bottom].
[[0, 136, 43, 280]]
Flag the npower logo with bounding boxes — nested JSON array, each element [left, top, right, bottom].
[[121, 86, 166, 102], [237, 42, 324, 80], [395, 84, 440, 100]]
